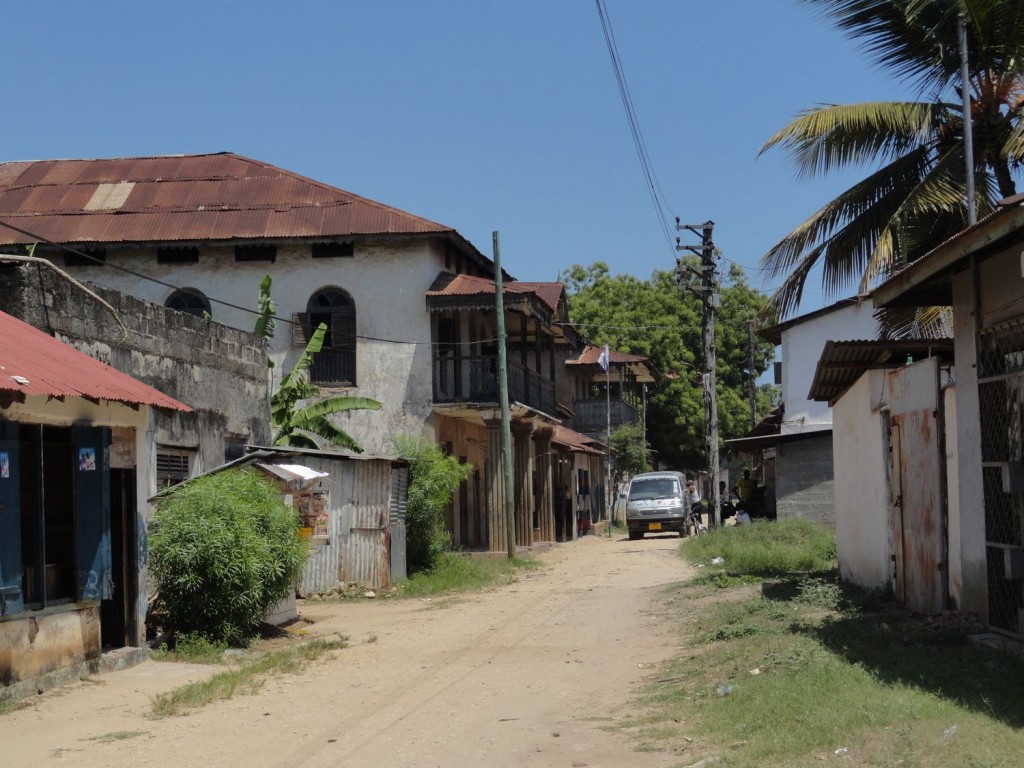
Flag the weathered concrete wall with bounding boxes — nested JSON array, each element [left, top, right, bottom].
[[54, 238, 446, 456], [0, 263, 271, 485], [0, 606, 100, 694], [775, 433, 835, 526], [833, 370, 892, 590]]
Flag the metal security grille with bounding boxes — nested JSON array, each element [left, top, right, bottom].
[[977, 321, 1024, 637]]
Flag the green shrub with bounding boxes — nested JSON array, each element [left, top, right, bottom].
[[149, 469, 308, 645], [393, 435, 473, 574]]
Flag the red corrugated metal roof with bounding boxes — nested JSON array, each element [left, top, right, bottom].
[[0, 152, 463, 246], [425, 273, 562, 312], [0, 311, 191, 411]]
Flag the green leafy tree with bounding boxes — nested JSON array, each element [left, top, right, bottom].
[[271, 323, 382, 451], [149, 469, 308, 645], [393, 435, 473, 574], [761, 0, 1024, 331], [609, 423, 650, 488], [561, 262, 775, 469]]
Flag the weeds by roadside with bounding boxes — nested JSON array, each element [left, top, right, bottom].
[[401, 552, 539, 598], [621, 519, 1024, 767], [149, 635, 347, 717]]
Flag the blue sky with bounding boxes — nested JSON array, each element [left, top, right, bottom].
[[2, 1, 915, 315]]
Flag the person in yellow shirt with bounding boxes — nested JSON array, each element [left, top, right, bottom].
[[734, 469, 758, 502]]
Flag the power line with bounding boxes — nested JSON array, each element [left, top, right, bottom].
[[594, 0, 676, 254], [0, 218, 502, 349]]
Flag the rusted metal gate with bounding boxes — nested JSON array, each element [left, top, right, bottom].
[[978, 321, 1024, 639], [887, 358, 946, 614]]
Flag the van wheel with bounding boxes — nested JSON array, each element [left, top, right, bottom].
[[678, 528, 687, 538], [628, 529, 642, 540]]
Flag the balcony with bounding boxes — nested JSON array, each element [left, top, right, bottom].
[[433, 354, 555, 417], [572, 397, 639, 435]]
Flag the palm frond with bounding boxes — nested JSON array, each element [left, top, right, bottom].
[[760, 101, 945, 178]]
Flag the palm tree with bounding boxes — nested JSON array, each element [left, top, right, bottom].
[[760, 0, 1024, 332], [271, 322, 381, 451]]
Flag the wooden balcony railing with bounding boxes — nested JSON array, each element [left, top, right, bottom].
[[572, 397, 639, 434], [433, 354, 555, 417]]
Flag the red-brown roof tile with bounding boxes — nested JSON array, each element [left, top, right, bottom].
[[0, 152, 467, 247], [425, 273, 562, 312], [0, 311, 191, 412]]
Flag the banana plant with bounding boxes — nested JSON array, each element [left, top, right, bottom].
[[270, 322, 381, 451]]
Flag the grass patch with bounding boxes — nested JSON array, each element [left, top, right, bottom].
[[400, 552, 538, 598], [626, 521, 1024, 766], [150, 632, 230, 664], [681, 517, 836, 575], [149, 635, 346, 717]]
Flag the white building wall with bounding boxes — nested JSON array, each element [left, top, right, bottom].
[[832, 369, 892, 590], [780, 302, 880, 432], [70, 239, 446, 455]]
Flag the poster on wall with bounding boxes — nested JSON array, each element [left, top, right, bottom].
[[0, 451, 8, 479], [78, 447, 96, 471], [296, 490, 330, 539]]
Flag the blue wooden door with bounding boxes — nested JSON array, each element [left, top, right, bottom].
[[73, 426, 112, 602], [0, 420, 22, 615]]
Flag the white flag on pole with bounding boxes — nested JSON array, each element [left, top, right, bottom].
[[598, 343, 610, 373]]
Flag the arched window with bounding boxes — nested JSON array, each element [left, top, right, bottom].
[[165, 288, 211, 318], [295, 286, 356, 385]]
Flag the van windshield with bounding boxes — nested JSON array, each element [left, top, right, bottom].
[[628, 478, 680, 501]]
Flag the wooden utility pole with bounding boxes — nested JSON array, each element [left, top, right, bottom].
[[493, 232, 517, 559]]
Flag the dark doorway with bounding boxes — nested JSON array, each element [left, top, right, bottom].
[[101, 469, 137, 649]]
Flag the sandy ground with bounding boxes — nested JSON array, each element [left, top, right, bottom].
[[1, 533, 692, 768]]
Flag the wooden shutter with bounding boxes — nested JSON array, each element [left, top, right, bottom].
[[292, 313, 310, 346], [73, 426, 112, 602], [331, 310, 356, 351]]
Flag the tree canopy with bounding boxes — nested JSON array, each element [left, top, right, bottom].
[[561, 261, 777, 470], [761, 0, 1024, 331]]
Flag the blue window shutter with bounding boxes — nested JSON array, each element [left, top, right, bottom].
[[73, 426, 112, 602], [0, 420, 23, 615]]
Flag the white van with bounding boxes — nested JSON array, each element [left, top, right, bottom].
[[625, 470, 691, 540]]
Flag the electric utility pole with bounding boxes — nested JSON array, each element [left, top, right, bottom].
[[676, 220, 720, 528]]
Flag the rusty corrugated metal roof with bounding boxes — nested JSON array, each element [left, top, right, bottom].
[[425, 273, 562, 313], [807, 338, 954, 405], [551, 424, 605, 455], [566, 344, 659, 382], [0, 310, 191, 411], [0, 152, 468, 246]]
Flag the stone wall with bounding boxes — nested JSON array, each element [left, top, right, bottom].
[[0, 262, 270, 482]]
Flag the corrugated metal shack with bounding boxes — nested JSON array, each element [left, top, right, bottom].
[[246, 448, 409, 594], [156, 447, 408, 594]]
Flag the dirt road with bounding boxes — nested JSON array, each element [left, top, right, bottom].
[[2, 534, 691, 767]]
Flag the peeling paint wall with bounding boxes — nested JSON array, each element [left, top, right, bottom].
[[0, 606, 100, 691]]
